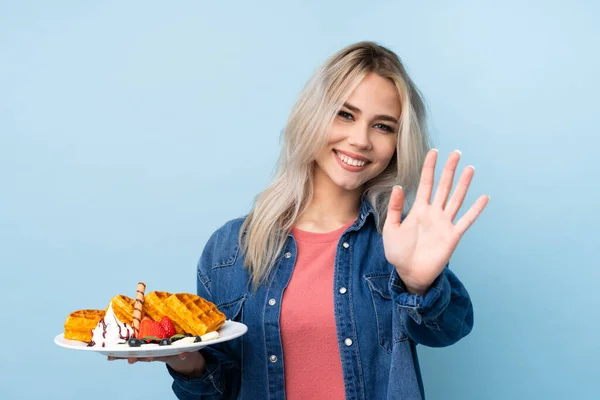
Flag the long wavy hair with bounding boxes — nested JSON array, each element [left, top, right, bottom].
[[239, 41, 432, 288]]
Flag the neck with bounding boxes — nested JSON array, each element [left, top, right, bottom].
[[294, 166, 362, 233]]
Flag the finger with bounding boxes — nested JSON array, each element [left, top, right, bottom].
[[151, 356, 176, 362], [414, 149, 438, 205], [432, 150, 461, 209], [444, 165, 475, 220], [127, 358, 138, 364], [384, 185, 404, 229], [454, 194, 490, 236]]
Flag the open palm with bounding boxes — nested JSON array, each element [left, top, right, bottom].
[[382, 149, 489, 295]]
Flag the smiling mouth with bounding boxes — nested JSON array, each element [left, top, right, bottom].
[[334, 150, 369, 167]]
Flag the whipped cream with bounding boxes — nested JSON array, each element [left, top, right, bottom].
[[88, 303, 135, 347]]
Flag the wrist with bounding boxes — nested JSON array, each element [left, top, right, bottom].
[[394, 268, 430, 296], [405, 285, 429, 296]]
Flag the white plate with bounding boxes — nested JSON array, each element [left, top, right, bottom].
[[54, 320, 247, 358]]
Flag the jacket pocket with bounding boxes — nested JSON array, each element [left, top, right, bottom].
[[364, 274, 408, 353], [217, 294, 246, 322], [213, 244, 239, 268]]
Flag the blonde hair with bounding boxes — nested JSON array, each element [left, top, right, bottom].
[[240, 41, 432, 288]]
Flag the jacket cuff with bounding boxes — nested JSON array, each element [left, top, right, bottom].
[[389, 267, 451, 326], [166, 351, 225, 398]]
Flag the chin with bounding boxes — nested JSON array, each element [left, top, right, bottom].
[[330, 176, 364, 192]]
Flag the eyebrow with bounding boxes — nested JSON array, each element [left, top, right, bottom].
[[343, 102, 399, 124]]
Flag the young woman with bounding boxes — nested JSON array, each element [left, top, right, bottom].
[[126, 41, 489, 399]]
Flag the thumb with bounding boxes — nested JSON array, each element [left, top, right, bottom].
[[385, 185, 404, 229]]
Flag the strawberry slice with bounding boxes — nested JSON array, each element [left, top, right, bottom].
[[138, 317, 166, 340], [160, 316, 177, 337]]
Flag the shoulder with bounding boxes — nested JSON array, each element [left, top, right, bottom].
[[196, 215, 248, 280], [196, 216, 251, 306], [207, 215, 247, 243], [200, 215, 248, 264]]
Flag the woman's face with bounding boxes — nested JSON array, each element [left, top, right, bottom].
[[314, 73, 400, 193]]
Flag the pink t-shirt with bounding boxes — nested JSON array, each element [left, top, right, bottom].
[[280, 221, 354, 399]]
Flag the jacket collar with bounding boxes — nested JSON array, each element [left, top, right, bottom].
[[354, 194, 377, 230]]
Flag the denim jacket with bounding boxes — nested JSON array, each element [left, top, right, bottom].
[[167, 197, 474, 399]]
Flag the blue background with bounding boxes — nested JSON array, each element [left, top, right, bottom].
[[1, 1, 598, 399]]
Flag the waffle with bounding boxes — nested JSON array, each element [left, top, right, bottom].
[[64, 309, 105, 342], [144, 291, 185, 334], [165, 293, 226, 336], [108, 295, 135, 326]]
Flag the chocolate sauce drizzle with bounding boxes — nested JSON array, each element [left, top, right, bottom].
[[85, 313, 132, 347]]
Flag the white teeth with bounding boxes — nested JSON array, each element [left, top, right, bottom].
[[336, 151, 366, 167]]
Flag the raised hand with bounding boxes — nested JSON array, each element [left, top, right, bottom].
[[382, 149, 489, 295]]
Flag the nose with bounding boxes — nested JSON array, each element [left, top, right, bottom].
[[347, 123, 371, 150]]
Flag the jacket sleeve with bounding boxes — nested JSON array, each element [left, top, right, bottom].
[[167, 228, 242, 399], [389, 262, 474, 347]]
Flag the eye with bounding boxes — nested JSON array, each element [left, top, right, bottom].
[[337, 110, 354, 120], [374, 123, 395, 133]]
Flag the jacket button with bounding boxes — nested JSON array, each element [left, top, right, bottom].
[[270, 355, 278, 363], [269, 298, 277, 306], [342, 242, 349, 248], [284, 252, 292, 258], [339, 287, 347, 294], [344, 338, 353, 346]]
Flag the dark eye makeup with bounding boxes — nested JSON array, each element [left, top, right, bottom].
[[337, 110, 396, 133]]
